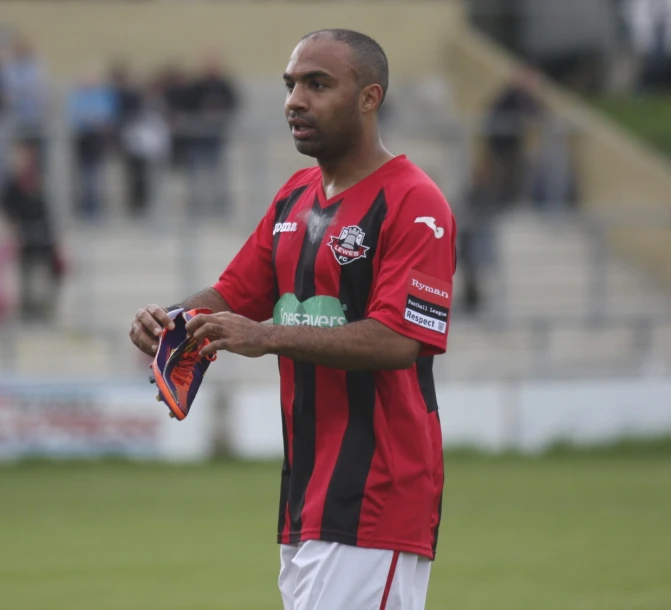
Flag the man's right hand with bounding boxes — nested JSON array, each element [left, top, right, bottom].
[[129, 304, 176, 356]]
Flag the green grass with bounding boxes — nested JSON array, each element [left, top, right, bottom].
[[591, 95, 671, 158], [1, 446, 670, 610]]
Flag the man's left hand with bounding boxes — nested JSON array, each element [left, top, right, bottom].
[[185, 312, 270, 359]]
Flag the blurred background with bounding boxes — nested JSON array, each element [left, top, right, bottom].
[[0, 1, 670, 609]]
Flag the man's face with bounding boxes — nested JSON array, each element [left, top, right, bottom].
[[283, 36, 363, 160]]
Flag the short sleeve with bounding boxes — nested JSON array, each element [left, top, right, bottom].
[[367, 183, 457, 356], [213, 204, 275, 322]]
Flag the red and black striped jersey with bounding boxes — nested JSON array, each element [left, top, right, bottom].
[[214, 155, 456, 559]]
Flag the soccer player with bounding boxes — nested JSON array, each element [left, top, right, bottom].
[[130, 29, 457, 610]]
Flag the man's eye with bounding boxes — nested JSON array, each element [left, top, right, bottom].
[[285, 82, 295, 91], [311, 82, 326, 90]]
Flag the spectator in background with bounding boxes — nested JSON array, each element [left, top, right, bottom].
[[68, 67, 116, 220], [629, 0, 671, 92], [529, 115, 580, 211], [109, 62, 143, 132], [0, 240, 13, 322], [0, 51, 6, 116], [108, 62, 144, 214], [1, 37, 49, 163], [1, 140, 64, 322], [156, 63, 191, 168], [0, 50, 9, 187], [186, 52, 239, 216], [458, 162, 499, 315], [120, 82, 171, 217], [484, 66, 544, 209]]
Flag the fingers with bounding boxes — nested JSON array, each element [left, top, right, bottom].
[[135, 309, 163, 338], [184, 312, 209, 335], [147, 304, 175, 331], [191, 320, 228, 345], [186, 313, 234, 357], [185, 312, 232, 338], [129, 304, 172, 356], [199, 339, 225, 359], [129, 318, 159, 356]]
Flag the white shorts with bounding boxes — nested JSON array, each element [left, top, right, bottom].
[[279, 541, 432, 610]]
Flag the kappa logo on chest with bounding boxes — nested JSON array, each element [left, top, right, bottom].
[[328, 225, 369, 265]]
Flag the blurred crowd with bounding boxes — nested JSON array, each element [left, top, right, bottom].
[[0, 33, 574, 323], [0, 35, 240, 323], [69, 53, 240, 221], [2, 1, 670, 323]]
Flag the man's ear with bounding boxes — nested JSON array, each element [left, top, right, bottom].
[[361, 83, 384, 114]]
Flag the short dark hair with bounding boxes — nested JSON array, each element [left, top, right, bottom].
[[301, 29, 389, 105]]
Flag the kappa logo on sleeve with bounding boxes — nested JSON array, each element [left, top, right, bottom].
[[405, 269, 451, 334], [414, 216, 444, 239]]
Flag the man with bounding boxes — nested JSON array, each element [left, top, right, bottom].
[[629, 0, 671, 92], [484, 66, 543, 208], [67, 67, 116, 219], [107, 63, 145, 215], [129, 30, 456, 610], [1, 37, 49, 165], [1, 140, 64, 321], [185, 52, 239, 215]]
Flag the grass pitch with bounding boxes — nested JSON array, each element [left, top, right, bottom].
[[1, 443, 670, 610]]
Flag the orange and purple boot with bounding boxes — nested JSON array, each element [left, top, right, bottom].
[[150, 308, 217, 420]]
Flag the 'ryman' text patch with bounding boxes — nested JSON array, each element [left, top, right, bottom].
[[405, 269, 451, 334]]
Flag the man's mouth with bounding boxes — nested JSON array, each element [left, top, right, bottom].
[[289, 118, 315, 140]]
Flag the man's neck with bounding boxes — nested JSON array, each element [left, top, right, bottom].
[[319, 138, 394, 200]]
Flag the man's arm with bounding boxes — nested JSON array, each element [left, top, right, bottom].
[[171, 287, 231, 314], [264, 318, 421, 370], [187, 313, 421, 371]]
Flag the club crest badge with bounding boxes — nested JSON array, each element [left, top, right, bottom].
[[328, 225, 369, 265]]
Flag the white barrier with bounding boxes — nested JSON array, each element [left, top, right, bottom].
[[515, 379, 671, 451], [3, 377, 669, 461], [228, 377, 671, 458], [0, 379, 214, 461]]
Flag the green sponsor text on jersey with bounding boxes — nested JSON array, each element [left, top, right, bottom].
[[273, 294, 347, 327]]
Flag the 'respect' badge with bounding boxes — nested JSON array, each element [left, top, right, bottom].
[[404, 270, 451, 334]]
